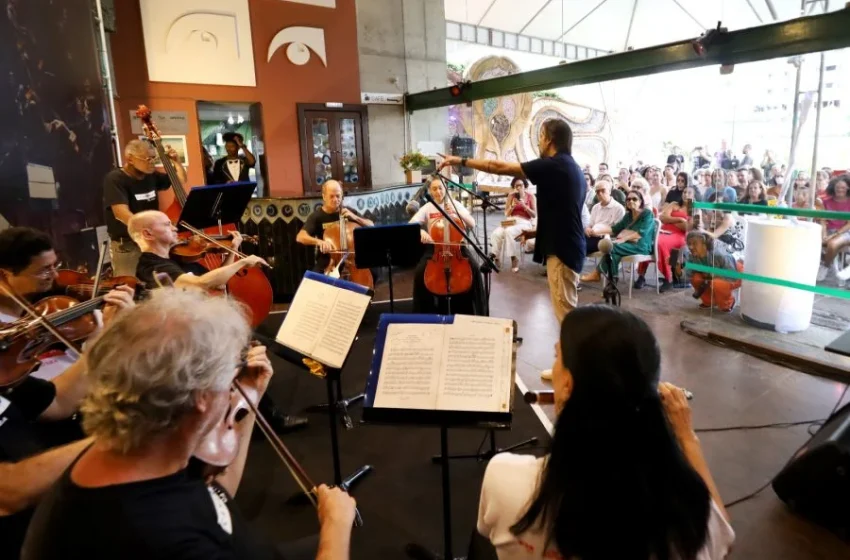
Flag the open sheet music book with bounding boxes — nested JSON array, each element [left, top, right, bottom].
[[365, 314, 514, 414], [275, 271, 373, 369]]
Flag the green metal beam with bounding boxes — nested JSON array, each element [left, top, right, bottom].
[[406, 7, 850, 112]]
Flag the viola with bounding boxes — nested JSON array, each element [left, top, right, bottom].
[[170, 233, 259, 264], [423, 211, 473, 296], [136, 105, 273, 327], [323, 212, 373, 289], [55, 269, 139, 300], [0, 291, 103, 388]]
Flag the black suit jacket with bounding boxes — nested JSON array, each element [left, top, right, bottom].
[[212, 156, 250, 184]]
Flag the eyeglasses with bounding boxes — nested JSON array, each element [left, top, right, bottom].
[[132, 154, 156, 163], [626, 197, 640, 202], [30, 263, 61, 278]]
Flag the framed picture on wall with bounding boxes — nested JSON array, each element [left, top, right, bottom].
[[139, 134, 189, 167]]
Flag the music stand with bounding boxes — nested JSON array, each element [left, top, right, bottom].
[[354, 224, 422, 312], [177, 181, 257, 233]]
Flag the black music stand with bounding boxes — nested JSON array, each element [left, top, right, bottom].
[[177, 181, 257, 233], [354, 224, 422, 312]]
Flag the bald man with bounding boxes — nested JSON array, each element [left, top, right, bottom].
[[127, 210, 266, 290], [127, 211, 307, 434], [296, 180, 373, 274], [103, 140, 187, 276]]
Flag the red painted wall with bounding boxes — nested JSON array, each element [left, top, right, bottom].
[[111, 0, 361, 197]]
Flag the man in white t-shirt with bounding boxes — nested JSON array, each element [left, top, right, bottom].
[[585, 180, 625, 254]]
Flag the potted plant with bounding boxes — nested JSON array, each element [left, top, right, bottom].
[[399, 151, 430, 184]]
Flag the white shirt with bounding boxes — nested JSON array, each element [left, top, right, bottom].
[[226, 158, 242, 181], [477, 453, 735, 560], [0, 310, 75, 381], [410, 200, 474, 233], [589, 199, 626, 234]]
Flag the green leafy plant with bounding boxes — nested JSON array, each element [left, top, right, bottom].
[[399, 151, 430, 171]]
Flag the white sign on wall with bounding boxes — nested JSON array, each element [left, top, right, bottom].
[[361, 92, 404, 105]]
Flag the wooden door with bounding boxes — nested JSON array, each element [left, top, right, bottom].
[[298, 104, 371, 194]]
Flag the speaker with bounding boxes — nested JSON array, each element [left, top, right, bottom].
[[450, 136, 476, 176], [772, 402, 850, 537]]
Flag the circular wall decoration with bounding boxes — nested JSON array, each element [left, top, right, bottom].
[[251, 204, 263, 217], [286, 42, 311, 65], [266, 203, 279, 218], [282, 204, 294, 218], [356, 198, 365, 210], [298, 203, 311, 217]]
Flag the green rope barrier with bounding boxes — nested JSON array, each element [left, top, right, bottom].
[[684, 262, 850, 300], [692, 202, 850, 221]]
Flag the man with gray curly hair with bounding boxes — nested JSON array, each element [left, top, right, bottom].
[[22, 289, 357, 560]]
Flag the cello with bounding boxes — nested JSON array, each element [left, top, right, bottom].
[[323, 212, 374, 289], [423, 208, 473, 297], [135, 105, 273, 327]]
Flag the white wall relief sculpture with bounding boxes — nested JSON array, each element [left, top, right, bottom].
[[267, 27, 327, 66], [139, 0, 256, 86]]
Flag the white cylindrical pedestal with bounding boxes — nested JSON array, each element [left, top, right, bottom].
[[741, 219, 822, 333]]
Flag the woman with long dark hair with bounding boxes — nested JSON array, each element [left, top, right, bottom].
[[477, 306, 734, 559]]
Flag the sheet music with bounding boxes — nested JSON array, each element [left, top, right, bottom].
[[372, 324, 445, 410], [436, 318, 513, 412], [276, 277, 371, 369]]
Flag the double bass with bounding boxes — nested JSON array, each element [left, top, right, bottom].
[[323, 212, 373, 289], [423, 210, 473, 296], [135, 106, 273, 327]]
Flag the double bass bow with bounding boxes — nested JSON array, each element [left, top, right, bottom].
[[135, 105, 273, 327]]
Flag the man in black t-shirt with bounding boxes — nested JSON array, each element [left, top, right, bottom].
[[296, 180, 373, 273], [0, 228, 135, 559], [22, 290, 357, 560], [103, 139, 186, 277], [439, 119, 586, 380]]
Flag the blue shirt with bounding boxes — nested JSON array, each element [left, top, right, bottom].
[[704, 186, 738, 203], [521, 152, 587, 272]]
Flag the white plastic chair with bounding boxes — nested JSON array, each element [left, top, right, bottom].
[[619, 218, 662, 299]]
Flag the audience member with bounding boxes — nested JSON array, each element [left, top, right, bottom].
[[635, 187, 690, 293], [663, 165, 676, 188], [704, 169, 736, 203], [740, 181, 768, 208], [584, 180, 625, 254], [821, 175, 850, 283], [814, 170, 830, 201], [491, 177, 536, 272], [477, 305, 733, 560], [740, 144, 753, 167], [684, 231, 742, 312], [647, 167, 668, 209]]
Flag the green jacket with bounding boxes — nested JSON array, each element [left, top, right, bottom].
[[612, 208, 656, 254]]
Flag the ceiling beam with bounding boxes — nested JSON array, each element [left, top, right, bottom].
[[406, 7, 850, 112]]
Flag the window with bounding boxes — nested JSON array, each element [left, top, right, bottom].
[[447, 22, 460, 40], [505, 32, 518, 49], [530, 37, 542, 53], [461, 24, 475, 42], [543, 40, 554, 56], [554, 42, 564, 57], [476, 27, 489, 45], [518, 35, 530, 51], [492, 30, 504, 48]]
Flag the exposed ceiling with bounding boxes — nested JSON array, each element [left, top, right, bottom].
[[444, 0, 841, 53]]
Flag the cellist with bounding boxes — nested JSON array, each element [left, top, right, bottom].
[[409, 175, 486, 315], [127, 211, 309, 435], [296, 180, 373, 274]]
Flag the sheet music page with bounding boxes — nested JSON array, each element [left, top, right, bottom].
[[312, 288, 371, 369], [435, 316, 513, 413], [373, 323, 445, 410], [275, 278, 336, 357]]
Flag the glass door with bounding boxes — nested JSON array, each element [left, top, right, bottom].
[[298, 104, 371, 194]]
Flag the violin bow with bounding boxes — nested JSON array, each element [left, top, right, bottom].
[[178, 221, 273, 269], [232, 381, 363, 527], [89, 240, 109, 301], [0, 277, 83, 358]]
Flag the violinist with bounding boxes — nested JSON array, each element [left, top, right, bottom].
[[103, 139, 187, 277], [296, 180, 373, 273], [129, 210, 268, 290], [409, 175, 486, 315], [23, 289, 358, 560], [128, 211, 308, 434], [0, 226, 135, 559]]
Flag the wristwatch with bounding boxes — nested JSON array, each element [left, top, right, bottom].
[[461, 157, 467, 167]]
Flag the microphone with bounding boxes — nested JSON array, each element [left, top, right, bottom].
[[523, 388, 694, 405], [406, 182, 427, 216]]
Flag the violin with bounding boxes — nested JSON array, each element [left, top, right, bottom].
[[323, 212, 373, 289], [136, 105, 273, 327], [0, 281, 95, 388], [170, 233, 259, 264], [193, 343, 363, 526], [55, 269, 139, 300], [423, 211, 473, 296]]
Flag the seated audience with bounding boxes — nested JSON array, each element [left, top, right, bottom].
[[583, 172, 596, 210], [491, 177, 537, 272], [664, 172, 698, 206], [814, 170, 830, 201], [634, 186, 692, 292], [663, 164, 676, 188], [581, 191, 655, 284], [726, 168, 740, 199], [22, 289, 356, 560], [740, 180, 769, 208], [630, 177, 654, 213], [477, 305, 733, 560], [685, 231, 742, 312], [647, 167, 669, 210], [584, 180, 626, 254], [589, 173, 626, 206], [704, 169, 737, 204], [699, 193, 746, 261], [766, 173, 784, 198], [792, 185, 824, 219]]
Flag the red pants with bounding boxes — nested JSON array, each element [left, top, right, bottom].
[[638, 229, 686, 281], [690, 261, 744, 311]]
